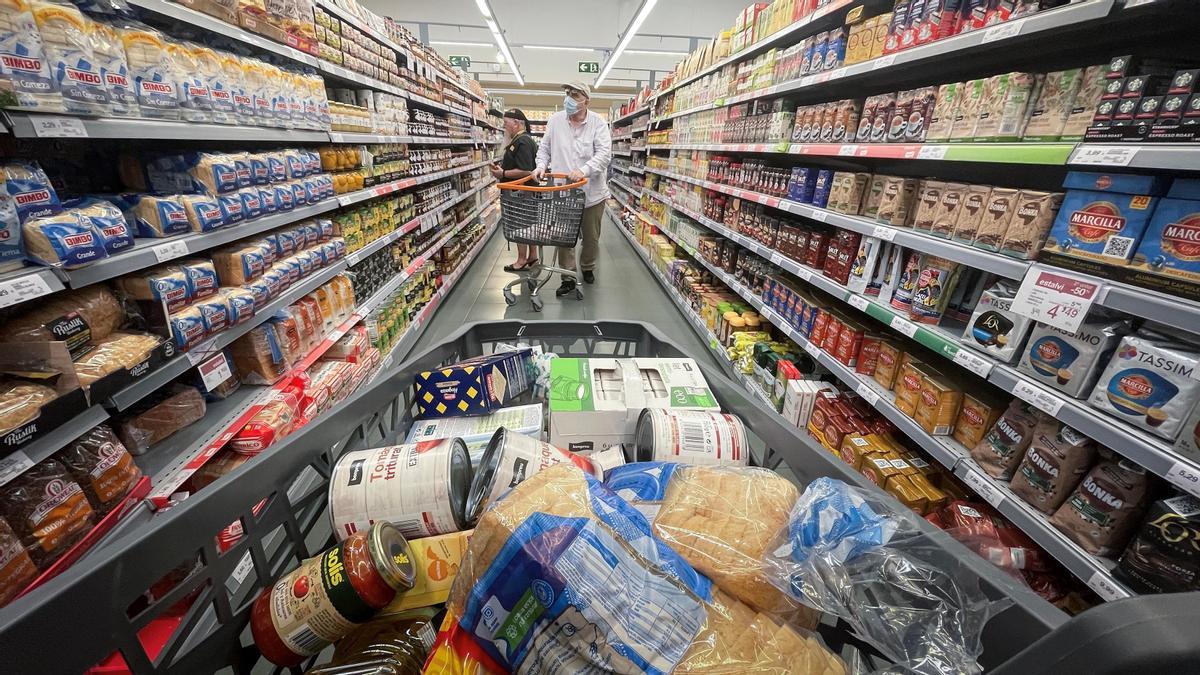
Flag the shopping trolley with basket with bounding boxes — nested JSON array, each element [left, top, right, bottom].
[[498, 173, 587, 311]]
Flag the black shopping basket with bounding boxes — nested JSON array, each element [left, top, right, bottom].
[[1, 321, 1195, 674]]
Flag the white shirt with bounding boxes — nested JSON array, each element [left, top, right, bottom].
[[535, 109, 612, 207]]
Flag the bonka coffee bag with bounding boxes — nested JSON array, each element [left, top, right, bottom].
[[1009, 420, 1097, 515], [1051, 459, 1149, 557], [971, 399, 1045, 480]]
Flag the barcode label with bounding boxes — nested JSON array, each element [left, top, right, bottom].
[[677, 419, 710, 454], [286, 624, 326, 655], [392, 518, 426, 539]]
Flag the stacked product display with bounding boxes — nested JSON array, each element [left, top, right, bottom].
[[610, 0, 1200, 628]]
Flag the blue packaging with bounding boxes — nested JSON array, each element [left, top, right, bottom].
[[303, 177, 322, 203], [1044, 188, 1160, 264], [321, 241, 339, 263], [257, 187, 276, 214], [330, 238, 346, 258], [263, 266, 288, 295], [275, 229, 300, 257], [274, 184, 295, 211], [285, 152, 306, 179], [217, 192, 243, 224], [180, 259, 219, 300], [245, 278, 272, 305], [180, 194, 223, 232], [414, 349, 532, 418], [221, 289, 256, 325], [823, 27, 845, 71], [812, 169, 834, 208], [233, 155, 252, 188], [1131, 197, 1200, 284], [250, 155, 271, 185], [238, 188, 262, 220], [267, 154, 287, 183], [1062, 171, 1169, 196], [291, 181, 307, 206], [22, 211, 108, 268], [195, 296, 228, 334], [317, 219, 334, 239], [1167, 178, 1200, 200], [807, 31, 828, 75], [169, 307, 207, 351], [302, 222, 321, 247], [132, 196, 189, 237], [789, 167, 816, 203], [3, 160, 62, 223], [67, 198, 135, 254]]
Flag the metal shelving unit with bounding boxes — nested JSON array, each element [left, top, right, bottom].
[[0, 267, 64, 309], [648, 141, 1077, 165], [0, 405, 110, 471]]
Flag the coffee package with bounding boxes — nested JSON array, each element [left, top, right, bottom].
[[1176, 405, 1200, 463], [1051, 459, 1149, 556], [1009, 420, 1097, 515], [1042, 171, 1167, 266], [950, 185, 992, 244], [1087, 331, 1200, 441], [1116, 494, 1200, 594], [971, 399, 1045, 480], [953, 391, 1005, 449], [961, 282, 1033, 363], [1000, 190, 1063, 260], [1019, 316, 1130, 398]]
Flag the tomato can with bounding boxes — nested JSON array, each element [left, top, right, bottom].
[[251, 521, 416, 666], [633, 408, 750, 466], [328, 440, 471, 542], [465, 427, 595, 522]]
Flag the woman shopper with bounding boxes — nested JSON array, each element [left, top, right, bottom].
[[492, 108, 540, 272]]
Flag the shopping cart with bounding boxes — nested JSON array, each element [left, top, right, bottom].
[[498, 173, 587, 311], [2, 321, 1194, 674]]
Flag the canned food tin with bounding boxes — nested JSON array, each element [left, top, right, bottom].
[[465, 427, 595, 522], [329, 439, 471, 541], [634, 408, 750, 466]]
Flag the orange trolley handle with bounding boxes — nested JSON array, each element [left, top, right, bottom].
[[498, 172, 588, 192]]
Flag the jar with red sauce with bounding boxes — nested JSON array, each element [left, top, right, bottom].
[[251, 522, 416, 667]]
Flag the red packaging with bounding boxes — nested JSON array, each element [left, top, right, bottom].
[[835, 323, 865, 366], [884, 0, 909, 54], [856, 333, 884, 375], [822, 315, 843, 352], [919, 0, 962, 43], [805, 231, 829, 268], [229, 390, 301, 455], [810, 309, 831, 347], [823, 415, 857, 451], [794, 229, 811, 260], [822, 237, 842, 278]]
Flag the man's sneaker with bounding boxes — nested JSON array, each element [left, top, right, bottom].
[[583, 270, 595, 284], [555, 280, 577, 297]]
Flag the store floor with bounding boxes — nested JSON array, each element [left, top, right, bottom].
[[414, 210, 720, 368]]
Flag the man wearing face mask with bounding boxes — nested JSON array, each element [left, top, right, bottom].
[[531, 81, 612, 297]]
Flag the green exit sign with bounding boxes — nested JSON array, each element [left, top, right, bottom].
[[577, 61, 599, 74], [449, 55, 471, 70]]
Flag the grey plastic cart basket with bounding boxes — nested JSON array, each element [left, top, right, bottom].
[[0, 321, 1193, 674]]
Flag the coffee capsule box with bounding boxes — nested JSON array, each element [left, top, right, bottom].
[[961, 282, 1034, 363], [1018, 317, 1131, 398], [1130, 178, 1200, 285], [1087, 331, 1200, 441], [1042, 171, 1168, 266]]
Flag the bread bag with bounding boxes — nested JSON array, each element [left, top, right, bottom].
[[31, 0, 110, 116], [116, 385, 206, 453], [56, 423, 143, 513]]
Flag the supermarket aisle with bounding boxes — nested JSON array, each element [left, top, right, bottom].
[[415, 212, 720, 367]]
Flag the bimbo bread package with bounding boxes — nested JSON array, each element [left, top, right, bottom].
[[0, 0, 62, 112], [1087, 330, 1200, 441]]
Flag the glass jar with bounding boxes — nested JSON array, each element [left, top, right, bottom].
[[251, 522, 416, 667]]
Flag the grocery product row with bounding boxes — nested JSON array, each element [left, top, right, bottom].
[[610, 197, 1196, 604]]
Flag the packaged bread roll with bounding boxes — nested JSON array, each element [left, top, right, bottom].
[[91, 20, 137, 117], [164, 40, 211, 122], [0, 381, 57, 435], [119, 23, 180, 120], [56, 423, 143, 514], [0, 0, 63, 111], [231, 323, 289, 384], [218, 287, 256, 325], [22, 209, 108, 268], [129, 194, 189, 238], [116, 385, 206, 454], [3, 160, 61, 223], [31, 0, 111, 116], [73, 331, 159, 387], [0, 286, 123, 343], [213, 244, 266, 285], [192, 44, 233, 124], [168, 305, 206, 352], [68, 198, 134, 254]]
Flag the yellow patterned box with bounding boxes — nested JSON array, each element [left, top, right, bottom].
[[382, 530, 473, 614], [414, 349, 531, 418]]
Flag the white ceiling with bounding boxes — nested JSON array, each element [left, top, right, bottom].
[[360, 0, 749, 91]]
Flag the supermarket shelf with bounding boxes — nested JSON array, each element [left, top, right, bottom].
[[608, 187, 637, 213], [3, 404, 109, 469], [4, 113, 329, 142], [334, 159, 490, 208], [1097, 279, 1200, 334], [630, 165, 646, 174], [613, 149, 632, 157], [631, 146, 647, 152], [648, 141, 1076, 165], [654, 0, 1115, 122], [629, 202, 1135, 600], [313, 0, 451, 93], [328, 132, 478, 145], [1068, 143, 1200, 171], [611, 107, 651, 125], [63, 201, 336, 289], [650, 167, 1032, 279], [106, 258, 349, 412], [649, 0, 856, 103], [344, 178, 492, 266], [126, 0, 319, 68], [610, 179, 640, 198], [0, 267, 65, 310], [611, 133, 633, 142]]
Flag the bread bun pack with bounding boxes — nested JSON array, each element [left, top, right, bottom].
[[119, 23, 180, 119], [0, 0, 62, 111], [23, 209, 108, 268], [31, 0, 110, 116]]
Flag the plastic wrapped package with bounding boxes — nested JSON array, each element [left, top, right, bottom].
[[0, 286, 123, 343], [164, 40, 210, 122], [56, 423, 143, 514], [119, 22, 180, 119], [91, 20, 137, 117], [444, 464, 845, 675], [0, 458, 95, 568], [72, 331, 160, 387], [32, 0, 111, 116], [220, 52, 254, 125], [761, 477, 1004, 675], [0, 0, 63, 112], [68, 198, 134, 254], [191, 348, 241, 401], [230, 323, 290, 385], [22, 209, 109, 268], [605, 462, 818, 628], [3, 160, 61, 223], [0, 381, 58, 436], [116, 385, 206, 454], [0, 515, 39, 608], [228, 389, 299, 455], [192, 44, 233, 124]]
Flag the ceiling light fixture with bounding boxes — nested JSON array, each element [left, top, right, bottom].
[[625, 49, 687, 56], [430, 40, 492, 47], [595, 0, 659, 88], [476, 0, 523, 85], [522, 45, 597, 53]]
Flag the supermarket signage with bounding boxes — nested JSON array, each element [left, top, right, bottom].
[[578, 61, 600, 74], [1010, 266, 1102, 333], [449, 55, 471, 70]]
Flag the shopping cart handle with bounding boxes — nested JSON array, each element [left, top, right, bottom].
[[499, 173, 588, 191]]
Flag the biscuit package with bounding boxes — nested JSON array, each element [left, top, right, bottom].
[[1018, 316, 1129, 398], [1087, 331, 1200, 441], [961, 282, 1033, 363]]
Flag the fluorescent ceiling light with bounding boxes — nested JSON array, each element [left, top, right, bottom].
[[474, 0, 490, 18], [430, 40, 492, 47], [595, 0, 658, 88], [476, 0, 523, 85], [625, 49, 687, 56], [486, 19, 499, 33], [523, 45, 596, 53]]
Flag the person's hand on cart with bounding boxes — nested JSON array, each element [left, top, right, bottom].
[[489, 162, 504, 180], [530, 167, 545, 183], [566, 169, 585, 183]]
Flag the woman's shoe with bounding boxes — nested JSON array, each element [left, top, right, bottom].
[[504, 258, 538, 272]]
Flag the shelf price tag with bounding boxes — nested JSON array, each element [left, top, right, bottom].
[[952, 347, 994, 378], [336, 194, 356, 207], [963, 469, 1006, 508], [0, 450, 33, 488], [872, 54, 897, 70], [794, 267, 812, 282], [916, 145, 948, 160], [769, 252, 784, 266], [838, 144, 859, 156], [889, 315, 918, 338], [1165, 461, 1200, 497], [152, 240, 188, 263], [848, 294, 870, 312], [231, 551, 255, 585], [186, 337, 218, 365], [804, 340, 821, 358], [870, 225, 897, 241], [1071, 145, 1139, 167], [30, 116, 88, 138], [1087, 572, 1129, 601], [0, 274, 53, 309], [1011, 380, 1064, 415], [981, 20, 1022, 43], [198, 352, 233, 392], [855, 382, 880, 406], [810, 210, 828, 223], [1011, 266, 1102, 333]]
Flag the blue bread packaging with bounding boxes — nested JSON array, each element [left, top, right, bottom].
[[414, 349, 532, 418], [1043, 172, 1166, 265]]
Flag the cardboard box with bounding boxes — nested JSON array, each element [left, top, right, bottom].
[[548, 358, 719, 452], [1043, 173, 1165, 266], [404, 403, 544, 465], [414, 349, 531, 418], [381, 530, 472, 613]]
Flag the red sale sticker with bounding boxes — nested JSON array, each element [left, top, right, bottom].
[[1011, 266, 1103, 333]]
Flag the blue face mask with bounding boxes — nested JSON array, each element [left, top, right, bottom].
[[564, 95, 580, 115]]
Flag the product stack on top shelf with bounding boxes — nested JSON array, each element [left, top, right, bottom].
[[0, 0, 504, 661], [609, 0, 1200, 621]]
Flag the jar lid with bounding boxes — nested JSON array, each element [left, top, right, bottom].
[[369, 522, 417, 592]]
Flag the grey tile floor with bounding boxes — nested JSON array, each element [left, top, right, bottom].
[[414, 209, 721, 369]]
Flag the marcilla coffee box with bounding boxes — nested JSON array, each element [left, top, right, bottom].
[[1132, 178, 1200, 285], [1043, 171, 1167, 265]]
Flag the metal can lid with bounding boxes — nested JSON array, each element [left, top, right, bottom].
[[368, 522, 417, 592]]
